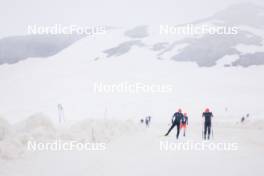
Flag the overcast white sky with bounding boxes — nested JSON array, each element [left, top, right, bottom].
[[0, 0, 263, 37]]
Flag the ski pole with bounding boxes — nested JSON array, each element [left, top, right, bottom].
[[202, 121, 204, 140], [211, 124, 214, 139]]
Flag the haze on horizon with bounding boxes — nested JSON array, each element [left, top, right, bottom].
[[1, 0, 263, 37]]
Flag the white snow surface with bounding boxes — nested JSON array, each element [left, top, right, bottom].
[[0, 28, 264, 123], [0, 27, 264, 175], [0, 115, 263, 176], [0, 114, 139, 160]]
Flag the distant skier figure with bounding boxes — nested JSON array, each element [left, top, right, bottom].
[[145, 116, 151, 127], [181, 113, 188, 137], [241, 116, 245, 123], [147, 116, 152, 124], [165, 109, 183, 139], [246, 113, 250, 118], [202, 108, 213, 140], [145, 116, 152, 127], [140, 118, 144, 124]]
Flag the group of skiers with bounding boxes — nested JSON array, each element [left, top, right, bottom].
[[164, 108, 213, 140], [140, 108, 213, 140], [241, 113, 250, 123], [141, 116, 152, 127]]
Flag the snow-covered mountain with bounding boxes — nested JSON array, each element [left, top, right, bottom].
[[0, 35, 81, 64], [1, 3, 264, 67], [101, 3, 264, 67], [0, 3, 264, 123]]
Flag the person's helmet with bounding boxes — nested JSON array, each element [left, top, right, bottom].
[[184, 113, 187, 116], [205, 108, 210, 112], [178, 108, 182, 113]]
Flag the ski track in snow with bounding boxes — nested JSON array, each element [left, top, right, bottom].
[[0, 122, 263, 176]]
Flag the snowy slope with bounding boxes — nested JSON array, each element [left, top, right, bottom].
[[0, 119, 264, 176], [1, 2, 264, 176], [0, 27, 264, 124]]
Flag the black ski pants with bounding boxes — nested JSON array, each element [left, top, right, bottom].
[[165, 122, 180, 139]]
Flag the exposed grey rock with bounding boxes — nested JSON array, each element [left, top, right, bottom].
[[232, 52, 264, 67], [0, 34, 81, 65], [170, 31, 262, 67], [152, 42, 169, 51], [104, 40, 144, 57]]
